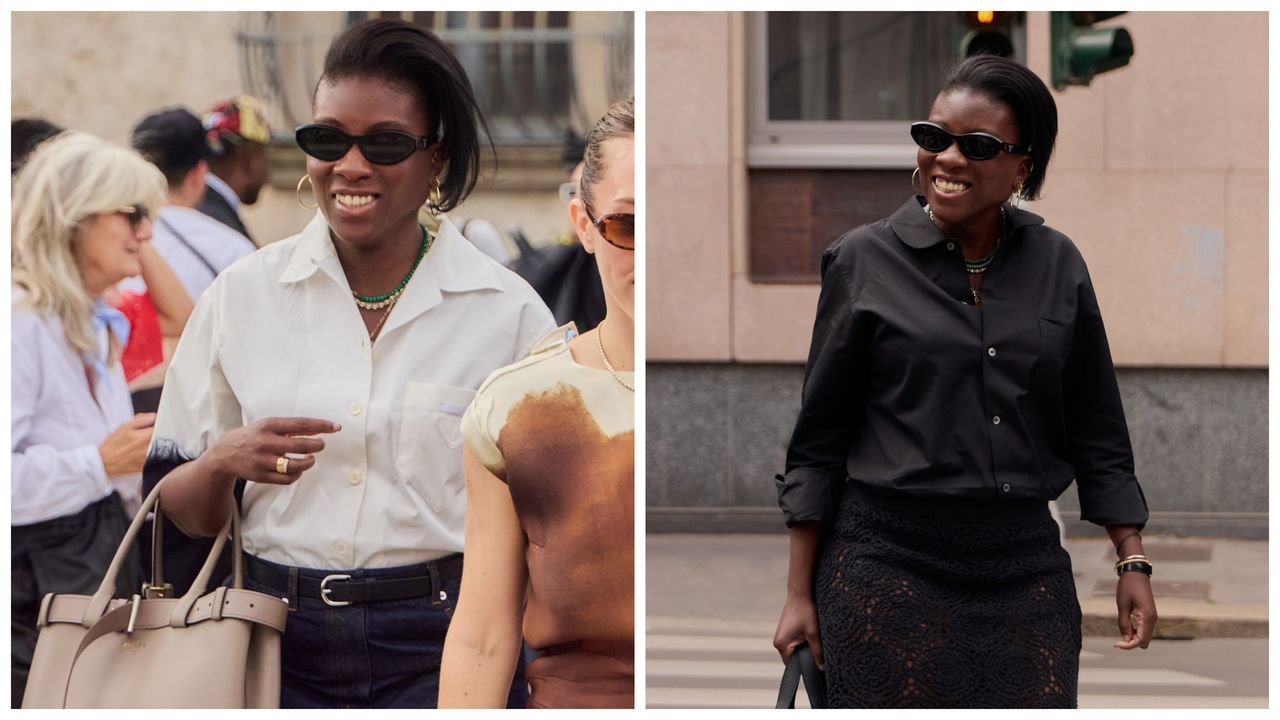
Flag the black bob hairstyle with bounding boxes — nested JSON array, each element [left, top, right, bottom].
[[317, 19, 491, 214], [939, 54, 1058, 201]]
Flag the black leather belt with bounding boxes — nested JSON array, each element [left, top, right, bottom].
[[243, 552, 463, 608]]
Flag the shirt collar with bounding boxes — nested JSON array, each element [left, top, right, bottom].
[[277, 213, 505, 293], [204, 173, 240, 211], [889, 194, 1045, 250]]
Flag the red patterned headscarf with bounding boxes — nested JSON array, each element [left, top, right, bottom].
[[203, 95, 271, 155]]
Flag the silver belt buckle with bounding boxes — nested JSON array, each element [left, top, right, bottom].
[[320, 574, 352, 607]]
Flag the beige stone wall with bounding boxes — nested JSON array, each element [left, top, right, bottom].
[[12, 11, 619, 250], [647, 12, 734, 360], [647, 11, 1268, 367]]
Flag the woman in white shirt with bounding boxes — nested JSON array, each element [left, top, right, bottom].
[[10, 132, 168, 707], [146, 19, 554, 708]]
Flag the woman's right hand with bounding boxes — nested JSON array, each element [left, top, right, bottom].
[[773, 590, 824, 670], [203, 417, 341, 485], [99, 412, 157, 476]]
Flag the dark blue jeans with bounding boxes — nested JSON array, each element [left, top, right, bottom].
[[242, 558, 528, 709]]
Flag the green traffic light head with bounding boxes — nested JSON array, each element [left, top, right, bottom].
[[1050, 11, 1135, 89], [1071, 27, 1134, 77]]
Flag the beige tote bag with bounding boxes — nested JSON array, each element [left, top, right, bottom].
[[21, 481, 288, 708]]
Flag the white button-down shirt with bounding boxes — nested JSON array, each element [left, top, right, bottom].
[[12, 290, 140, 525], [149, 213, 555, 569]]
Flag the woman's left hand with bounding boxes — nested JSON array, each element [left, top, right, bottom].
[[1114, 572, 1157, 649]]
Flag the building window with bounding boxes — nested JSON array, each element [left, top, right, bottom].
[[747, 11, 1026, 282], [749, 11, 1026, 168], [359, 11, 632, 147], [238, 11, 632, 148]]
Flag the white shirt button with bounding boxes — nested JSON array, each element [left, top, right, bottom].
[[988, 347, 997, 358], [349, 470, 362, 486], [334, 540, 349, 555], [946, 242, 956, 251], [992, 415, 1001, 425], [1002, 483, 1011, 492], [348, 402, 363, 416]]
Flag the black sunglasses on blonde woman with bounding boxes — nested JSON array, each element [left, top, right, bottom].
[[115, 205, 149, 228]]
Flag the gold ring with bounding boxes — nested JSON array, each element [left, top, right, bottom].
[[276, 456, 290, 474]]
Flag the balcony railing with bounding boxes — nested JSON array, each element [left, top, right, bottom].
[[236, 11, 632, 147]]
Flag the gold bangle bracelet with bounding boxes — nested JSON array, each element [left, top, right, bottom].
[[1111, 550, 1152, 563]]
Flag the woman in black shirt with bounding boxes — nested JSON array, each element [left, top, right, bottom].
[[772, 55, 1157, 708]]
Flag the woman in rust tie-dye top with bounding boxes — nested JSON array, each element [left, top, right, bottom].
[[439, 98, 635, 709]]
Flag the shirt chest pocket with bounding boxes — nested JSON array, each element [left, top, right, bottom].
[[394, 382, 476, 512], [1038, 315, 1075, 375]]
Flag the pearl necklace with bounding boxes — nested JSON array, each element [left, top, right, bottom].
[[596, 326, 634, 392]]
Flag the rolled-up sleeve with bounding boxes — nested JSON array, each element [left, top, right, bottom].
[[1064, 270, 1149, 529], [142, 281, 242, 496], [779, 244, 865, 527]]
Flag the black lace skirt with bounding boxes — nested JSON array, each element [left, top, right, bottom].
[[814, 482, 1082, 709]]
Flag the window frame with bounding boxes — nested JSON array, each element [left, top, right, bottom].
[[745, 12, 1026, 169]]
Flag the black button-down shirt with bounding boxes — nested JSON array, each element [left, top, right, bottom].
[[778, 196, 1148, 530]]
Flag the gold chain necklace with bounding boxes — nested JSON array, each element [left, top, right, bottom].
[[924, 204, 1006, 307], [596, 326, 634, 392], [368, 299, 397, 343]]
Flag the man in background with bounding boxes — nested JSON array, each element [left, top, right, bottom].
[[508, 130, 606, 333], [11, 118, 63, 173], [199, 95, 271, 244], [131, 108, 258, 302]]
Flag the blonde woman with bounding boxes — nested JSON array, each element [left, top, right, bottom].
[[11, 131, 168, 706], [440, 97, 635, 709]]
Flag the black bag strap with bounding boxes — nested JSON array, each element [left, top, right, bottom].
[[157, 216, 220, 276], [775, 643, 828, 709]]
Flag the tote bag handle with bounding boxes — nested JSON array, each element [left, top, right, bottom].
[[775, 643, 828, 709], [81, 479, 243, 625]]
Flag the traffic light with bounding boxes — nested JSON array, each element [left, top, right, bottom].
[[1050, 11, 1134, 89], [958, 11, 1016, 59]]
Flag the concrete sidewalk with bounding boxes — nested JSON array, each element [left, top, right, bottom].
[[646, 534, 1267, 638]]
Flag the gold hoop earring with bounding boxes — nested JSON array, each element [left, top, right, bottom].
[[427, 175, 443, 216], [911, 168, 925, 195], [296, 174, 318, 210]]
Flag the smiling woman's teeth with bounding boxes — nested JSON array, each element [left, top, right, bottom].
[[933, 178, 968, 193], [336, 194, 375, 207]]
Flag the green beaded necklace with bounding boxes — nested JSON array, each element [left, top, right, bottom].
[[922, 204, 1006, 274], [352, 225, 432, 310]]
